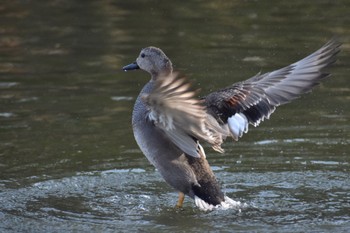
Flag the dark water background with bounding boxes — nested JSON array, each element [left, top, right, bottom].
[[0, 1, 349, 232]]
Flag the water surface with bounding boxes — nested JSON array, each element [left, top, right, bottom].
[[0, 1, 349, 232]]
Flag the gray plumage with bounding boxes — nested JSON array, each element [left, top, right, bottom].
[[122, 39, 341, 210]]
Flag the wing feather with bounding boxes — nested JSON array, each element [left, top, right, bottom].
[[143, 73, 227, 157], [204, 39, 341, 140]]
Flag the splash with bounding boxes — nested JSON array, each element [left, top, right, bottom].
[[195, 195, 248, 212]]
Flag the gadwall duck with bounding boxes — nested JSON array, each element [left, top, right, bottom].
[[122, 39, 340, 211]]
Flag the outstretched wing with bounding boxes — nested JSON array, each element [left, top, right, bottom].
[[142, 39, 340, 157], [204, 39, 341, 140], [142, 73, 228, 158]]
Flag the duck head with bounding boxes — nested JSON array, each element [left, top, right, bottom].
[[123, 47, 173, 79]]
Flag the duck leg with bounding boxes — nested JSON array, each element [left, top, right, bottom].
[[175, 192, 185, 208]]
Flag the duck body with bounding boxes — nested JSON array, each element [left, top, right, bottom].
[[132, 79, 225, 206], [123, 41, 341, 210]]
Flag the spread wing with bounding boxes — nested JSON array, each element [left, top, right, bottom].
[[142, 39, 340, 158], [142, 73, 227, 158], [204, 39, 341, 140]]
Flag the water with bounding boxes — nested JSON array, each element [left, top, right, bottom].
[[1, 1, 349, 232]]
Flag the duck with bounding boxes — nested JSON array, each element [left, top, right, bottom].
[[122, 39, 341, 211]]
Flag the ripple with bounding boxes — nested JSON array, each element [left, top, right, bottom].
[[0, 112, 15, 118], [310, 160, 348, 165], [111, 96, 133, 101], [0, 82, 18, 88]]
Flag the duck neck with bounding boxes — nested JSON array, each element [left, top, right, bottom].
[[151, 70, 172, 81]]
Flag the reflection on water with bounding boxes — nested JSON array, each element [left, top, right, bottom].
[[0, 0, 349, 232]]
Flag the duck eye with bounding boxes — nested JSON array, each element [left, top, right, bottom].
[[141, 53, 145, 58]]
